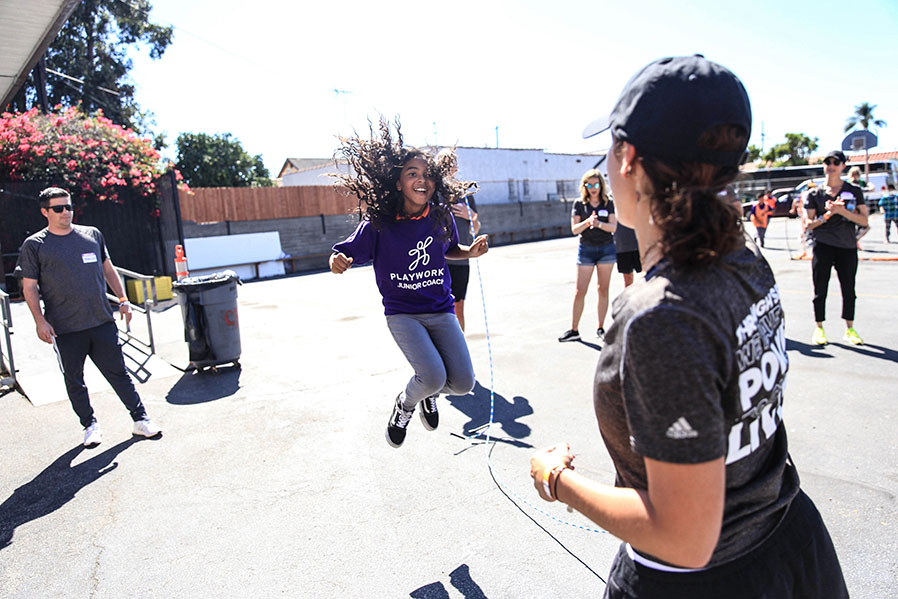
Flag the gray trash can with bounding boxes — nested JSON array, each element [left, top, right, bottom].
[[172, 270, 242, 371]]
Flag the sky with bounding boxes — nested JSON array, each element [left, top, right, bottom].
[[127, 0, 898, 176]]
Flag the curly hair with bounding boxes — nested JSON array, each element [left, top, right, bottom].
[[578, 168, 611, 205], [333, 117, 476, 241], [615, 124, 747, 268]]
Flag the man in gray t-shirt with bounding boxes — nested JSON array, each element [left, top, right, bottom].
[[16, 187, 162, 447]]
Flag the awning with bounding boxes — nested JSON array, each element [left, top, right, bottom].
[[0, 0, 80, 111]]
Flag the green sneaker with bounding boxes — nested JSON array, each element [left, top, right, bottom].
[[843, 327, 864, 345], [811, 327, 827, 345]]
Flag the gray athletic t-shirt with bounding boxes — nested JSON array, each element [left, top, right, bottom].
[[804, 181, 864, 249], [17, 225, 115, 335], [594, 236, 799, 566], [613, 224, 638, 253]]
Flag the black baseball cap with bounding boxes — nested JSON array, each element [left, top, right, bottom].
[[824, 150, 847, 163], [582, 55, 751, 167]]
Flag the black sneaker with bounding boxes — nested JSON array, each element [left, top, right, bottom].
[[419, 395, 439, 431], [596, 327, 605, 341], [386, 394, 415, 448], [558, 329, 580, 342]]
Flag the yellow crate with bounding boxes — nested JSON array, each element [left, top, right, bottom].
[[126, 276, 173, 303]]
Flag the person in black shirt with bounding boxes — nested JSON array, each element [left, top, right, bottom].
[[558, 169, 617, 342], [804, 150, 868, 345], [530, 55, 847, 599]]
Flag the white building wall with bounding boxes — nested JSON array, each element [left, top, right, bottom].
[[281, 147, 606, 204], [282, 165, 346, 187], [453, 147, 605, 204]]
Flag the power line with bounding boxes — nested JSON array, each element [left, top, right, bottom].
[[45, 68, 120, 96], [111, 0, 279, 76]]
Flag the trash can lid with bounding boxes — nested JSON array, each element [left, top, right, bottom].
[[172, 270, 242, 291]]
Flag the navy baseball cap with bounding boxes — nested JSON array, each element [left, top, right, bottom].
[[583, 55, 752, 167]]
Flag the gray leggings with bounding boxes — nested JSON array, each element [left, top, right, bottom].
[[386, 312, 475, 410]]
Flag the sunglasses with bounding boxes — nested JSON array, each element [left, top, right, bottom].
[[584, 183, 602, 189], [49, 204, 74, 213], [824, 159, 843, 166]]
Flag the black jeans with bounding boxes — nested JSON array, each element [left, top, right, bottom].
[[811, 242, 858, 323], [603, 491, 848, 599], [53, 321, 146, 427]]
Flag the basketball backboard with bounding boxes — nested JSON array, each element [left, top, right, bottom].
[[842, 129, 878, 152]]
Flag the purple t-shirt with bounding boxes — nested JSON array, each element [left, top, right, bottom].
[[333, 213, 460, 315]]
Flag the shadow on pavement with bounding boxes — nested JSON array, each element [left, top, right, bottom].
[[165, 367, 241, 405], [445, 381, 532, 444], [0, 438, 141, 550], [410, 564, 487, 598], [828, 342, 898, 363], [786, 338, 836, 358], [578, 339, 603, 351]]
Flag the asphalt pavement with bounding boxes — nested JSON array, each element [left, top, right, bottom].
[[1, 214, 896, 598]]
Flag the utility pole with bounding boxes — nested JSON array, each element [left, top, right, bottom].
[[33, 58, 49, 113], [334, 88, 352, 129], [495, 126, 499, 149]]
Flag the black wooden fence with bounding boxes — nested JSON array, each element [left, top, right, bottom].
[[1, 175, 182, 297]]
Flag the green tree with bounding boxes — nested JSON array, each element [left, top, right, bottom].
[[746, 144, 762, 163], [844, 102, 887, 133], [14, 0, 172, 134], [762, 133, 818, 167], [175, 133, 272, 188]]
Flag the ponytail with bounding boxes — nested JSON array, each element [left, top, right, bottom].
[[621, 124, 746, 268]]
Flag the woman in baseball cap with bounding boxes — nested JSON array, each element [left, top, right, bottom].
[[529, 55, 847, 598]]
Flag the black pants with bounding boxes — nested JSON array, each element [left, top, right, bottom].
[[811, 242, 858, 323], [53, 321, 146, 427], [603, 490, 848, 599], [447, 263, 470, 302], [755, 226, 767, 247]]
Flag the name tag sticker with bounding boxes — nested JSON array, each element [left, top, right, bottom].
[[598, 210, 609, 218], [81, 252, 98, 264]]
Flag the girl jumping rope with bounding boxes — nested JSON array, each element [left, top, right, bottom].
[[329, 118, 489, 448]]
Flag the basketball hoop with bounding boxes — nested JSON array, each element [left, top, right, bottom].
[[842, 130, 878, 153]]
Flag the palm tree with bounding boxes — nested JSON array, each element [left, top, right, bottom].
[[844, 103, 887, 180], [844, 102, 887, 133]]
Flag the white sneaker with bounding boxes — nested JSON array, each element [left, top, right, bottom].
[[132, 418, 162, 438], [83, 422, 102, 447]]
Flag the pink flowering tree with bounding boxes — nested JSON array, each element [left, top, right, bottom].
[[0, 106, 185, 205]]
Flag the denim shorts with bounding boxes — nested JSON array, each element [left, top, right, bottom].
[[577, 242, 617, 266]]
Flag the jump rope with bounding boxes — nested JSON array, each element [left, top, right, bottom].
[[453, 197, 609, 584]]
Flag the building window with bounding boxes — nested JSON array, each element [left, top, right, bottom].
[[507, 179, 518, 202], [523, 179, 531, 201]]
